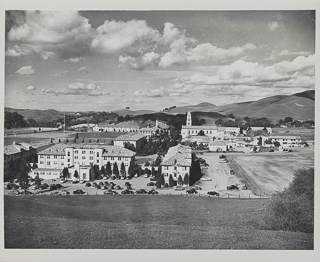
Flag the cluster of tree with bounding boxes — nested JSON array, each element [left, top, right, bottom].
[[182, 141, 208, 151], [117, 115, 132, 122], [5, 112, 38, 129], [189, 153, 202, 185], [264, 168, 314, 233], [278, 117, 314, 128], [5, 155, 38, 181], [162, 105, 176, 111], [135, 130, 179, 155]]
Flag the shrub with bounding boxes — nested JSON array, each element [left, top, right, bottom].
[[264, 168, 314, 233]]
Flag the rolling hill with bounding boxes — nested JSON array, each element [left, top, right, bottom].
[[219, 90, 315, 122], [5, 108, 64, 123], [164, 102, 217, 114]]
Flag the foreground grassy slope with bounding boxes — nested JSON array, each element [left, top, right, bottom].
[[4, 196, 313, 249]]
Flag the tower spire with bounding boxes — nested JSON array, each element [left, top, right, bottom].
[[186, 111, 192, 126]]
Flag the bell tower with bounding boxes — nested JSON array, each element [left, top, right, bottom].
[[186, 111, 192, 126]]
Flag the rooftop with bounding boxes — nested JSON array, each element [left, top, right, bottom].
[[161, 144, 192, 167], [139, 127, 158, 132], [209, 141, 227, 146], [4, 142, 35, 155], [38, 143, 135, 157], [114, 133, 146, 141], [181, 125, 218, 130]]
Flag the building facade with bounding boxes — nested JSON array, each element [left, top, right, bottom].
[[160, 144, 192, 186], [33, 144, 136, 181], [113, 133, 145, 148]]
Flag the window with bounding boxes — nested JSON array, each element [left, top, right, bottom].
[[40, 161, 44, 164], [40, 155, 44, 158], [47, 161, 50, 165], [118, 157, 121, 161], [174, 174, 176, 178], [61, 156, 64, 159], [54, 155, 57, 159], [97, 152, 100, 157], [97, 160, 99, 163], [75, 156, 78, 159], [47, 156, 51, 159], [82, 162, 85, 165], [54, 161, 57, 165], [48, 172, 51, 176], [75, 150, 78, 154], [82, 156, 86, 160], [61, 162, 64, 166], [90, 156, 93, 160], [82, 151, 86, 154], [68, 159, 70, 163], [90, 151, 93, 154], [174, 167, 177, 171], [83, 173, 86, 180], [67, 152, 70, 156], [111, 157, 114, 160]]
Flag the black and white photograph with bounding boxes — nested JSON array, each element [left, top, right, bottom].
[[1, 0, 318, 260]]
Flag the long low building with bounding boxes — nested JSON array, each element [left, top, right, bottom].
[[160, 144, 192, 186], [113, 133, 146, 148], [33, 143, 136, 181]]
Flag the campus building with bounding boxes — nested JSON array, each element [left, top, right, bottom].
[[181, 112, 227, 139], [160, 144, 192, 186], [4, 142, 37, 179], [113, 133, 145, 148], [33, 144, 136, 181]]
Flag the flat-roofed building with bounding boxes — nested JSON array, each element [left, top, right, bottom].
[[208, 141, 228, 152], [113, 133, 145, 148]]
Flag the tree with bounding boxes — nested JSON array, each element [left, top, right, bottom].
[[120, 162, 126, 177], [113, 162, 120, 178], [32, 162, 38, 170], [160, 173, 165, 187], [177, 175, 183, 186], [19, 159, 30, 189], [94, 165, 100, 180], [74, 170, 79, 180], [63, 167, 69, 180], [183, 173, 189, 186], [284, 116, 293, 123], [168, 174, 175, 187], [258, 136, 263, 146], [264, 168, 314, 233], [197, 130, 205, 136], [156, 166, 162, 188], [106, 162, 112, 176], [89, 164, 95, 181], [50, 138, 54, 143], [34, 173, 41, 189], [75, 132, 79, 139], [154, 155, 162, 166], [66, 138, 69, 143], [100, 166, 106, 176], [58, 139, 61, 143], [151, 167, 156, 177], [128, 159, 135, 178], [189, 160, 201, 186]]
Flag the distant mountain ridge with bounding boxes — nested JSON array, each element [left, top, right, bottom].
[[4, 90, 315, 125]]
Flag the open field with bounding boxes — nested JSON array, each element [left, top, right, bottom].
[[4, 131, 75, 146], [227, 147, 314, 196], [4, 196, 313, 249], [272, 127, 314, 141]]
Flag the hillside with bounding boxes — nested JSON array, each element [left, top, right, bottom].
[[113, 109, 157, 116], [219, 91, 315, 122], [293, 90, 315, 101], [164, 102, 217, 114], [4, 196, 313, 249], [5, 108, 64, 123]]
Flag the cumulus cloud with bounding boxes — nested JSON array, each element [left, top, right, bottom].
[[41, 51, 56, 60], [42, 82, 109, 96], [7, 11, 92, 58], [5, 44, 32, 57], [165, 55, 315, 98], [64, 57, 85, 62], [265, 50, 313, 61], [268, 21, 279, 31], [16, 66, 35, 75], [134, 87, 169, 97], [78, 67, 88, 74], [91, 20, 160, 54], [26, 85, 35, 90]]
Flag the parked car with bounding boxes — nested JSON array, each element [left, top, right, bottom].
[[49, 185, 58, 191], [175, 186, 185, 191], [121, 189, 134, 195], [227, 185, 239, 190], [200, 177, 212, 181], [92, 182, 97, 187], [269, 149, 274, 152], [115, 185, 122, 190], [73, 189, 85, 195], [104, 190, 118, 195], [72, 180, 79, 184], [219, 155, 226, 159], [207, 191, 220, 196], [56, 184, 63, 189], [99, 182, 104, 186], [242, 184, 248, 190], [148, 189, 159, 195], [149, 177, 156, 181], [136, 189, 148, 194], [96, 185, 101, 189], [85, 182, 92, 187], [147, 182, 156, 186], [186, 188, 198, 194]]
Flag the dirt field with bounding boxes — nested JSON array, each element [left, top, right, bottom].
[[227, 146, 314, 196], [197, 153, 259, 198]]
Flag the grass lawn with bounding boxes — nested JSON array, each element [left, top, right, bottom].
[[4, 196, 313, 249]]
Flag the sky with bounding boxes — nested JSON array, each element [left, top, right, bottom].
[[4, 10, 315, 112]]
